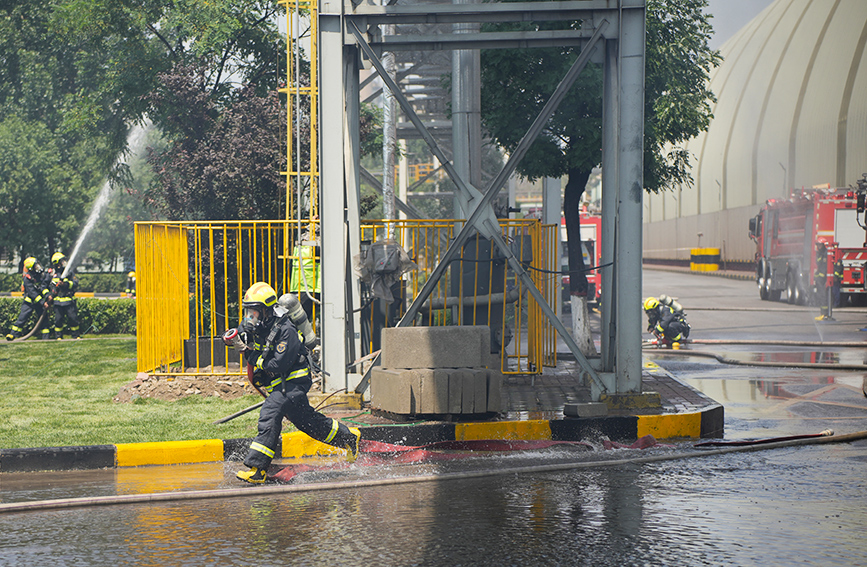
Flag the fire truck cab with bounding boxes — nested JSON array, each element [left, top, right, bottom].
[[749, 188, 867, 305]]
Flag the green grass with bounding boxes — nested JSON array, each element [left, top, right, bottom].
[[0, 338, 265, 449]]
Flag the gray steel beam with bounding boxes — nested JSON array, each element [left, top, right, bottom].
[[319, 11, 350, 392], [372, 30, 596, 52], [614, 0, 645, 393], [349, 0, 626, 24], [344, 45, 363, 373], [601, 39, 617, 373]]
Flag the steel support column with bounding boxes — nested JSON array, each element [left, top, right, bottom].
[[319, 6, 350, 392], [614, 1, 645, 392], [601, 38, 618, 373]]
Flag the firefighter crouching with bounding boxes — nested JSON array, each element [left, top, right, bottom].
[[228, 282, 360, 484], [50, 253, 81, 339], [5, 257, 52, 341], [643, 295, 690, 347]]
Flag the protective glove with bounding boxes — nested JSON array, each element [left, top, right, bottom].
[[221, 328, 248, 352]]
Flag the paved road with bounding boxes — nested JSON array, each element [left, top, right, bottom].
[[643, 268, 867, 438]]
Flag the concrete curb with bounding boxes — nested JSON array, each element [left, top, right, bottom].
[[0, 378, 723, 473], [644, 265, 754, 281]]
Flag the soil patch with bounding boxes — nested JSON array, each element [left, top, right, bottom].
[[114, 367, 257, 402]]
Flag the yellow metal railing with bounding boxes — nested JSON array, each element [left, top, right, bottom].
[[135, 219, 558, 376], [280, 0, 319, 224], [136, 220, 319, 375], [135, 223, 189, 373]]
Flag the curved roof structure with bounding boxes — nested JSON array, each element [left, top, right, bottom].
[[648, 0, 867, 222]]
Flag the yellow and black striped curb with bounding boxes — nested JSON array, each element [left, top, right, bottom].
[[0, 408, 723, 473]]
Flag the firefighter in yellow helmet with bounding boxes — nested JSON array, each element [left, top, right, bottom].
[[643, 295, 690, 345], [124, 271, 136, 297], [5, 257, 52, 341], [49, 253, 81, 339], [230, 282, 361, 484]]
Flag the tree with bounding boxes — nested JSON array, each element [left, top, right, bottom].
[[0, 0, 288, 266], [143, 62, 286, 221], [480, 0, 720, 353], [0, 0, 155, 262]]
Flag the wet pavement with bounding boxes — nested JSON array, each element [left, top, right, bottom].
[[2, 268, 867, 565]]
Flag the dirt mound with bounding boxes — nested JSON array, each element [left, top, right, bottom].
[[114, 368, 257, 403]]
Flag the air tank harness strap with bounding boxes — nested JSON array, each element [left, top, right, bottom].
[[259, 313, 299, 394]]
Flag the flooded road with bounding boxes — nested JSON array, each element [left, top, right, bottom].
[[2, 269, 867, 566], [1, 440, 865, 566]]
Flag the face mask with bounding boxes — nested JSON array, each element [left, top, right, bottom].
[[242, 307, 263, 333]]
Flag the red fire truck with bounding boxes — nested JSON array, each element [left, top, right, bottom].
[[748, 187, 867, 305], [561, 211, 603, 305]]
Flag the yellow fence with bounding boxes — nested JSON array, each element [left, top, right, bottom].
[[135, 219, 559, 376]]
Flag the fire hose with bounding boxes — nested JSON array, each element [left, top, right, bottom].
[[1, 429, 865, 514]]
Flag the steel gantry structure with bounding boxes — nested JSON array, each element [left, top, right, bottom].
[[317, 0, 646, 401]]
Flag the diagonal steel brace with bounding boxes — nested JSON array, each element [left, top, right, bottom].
[[350, 19, 609, 394]]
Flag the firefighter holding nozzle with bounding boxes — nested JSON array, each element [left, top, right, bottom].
[[50, 253, 81, 339], [643, 295, 690, 348], [225, 282, 360, 484]]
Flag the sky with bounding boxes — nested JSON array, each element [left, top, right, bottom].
[[705, 0, 776, 50]]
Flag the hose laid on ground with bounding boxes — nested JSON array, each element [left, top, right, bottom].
[[688, 339, 867, 347], [2, 430, 865, 514], [642, 347, 867, 370]]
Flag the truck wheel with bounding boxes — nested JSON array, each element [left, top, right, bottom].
[[786, 272, 802, 304], [758, 261, 770, 300]]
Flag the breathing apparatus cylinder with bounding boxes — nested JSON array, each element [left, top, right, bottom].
[[277, 293, 318, 348], [658, 294, 684, 313]]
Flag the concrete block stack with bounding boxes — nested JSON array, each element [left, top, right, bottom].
[[370, 326, 504, 416]]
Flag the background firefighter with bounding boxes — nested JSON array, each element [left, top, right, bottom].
[[231, 282, 360, 484], [5, 257, 51, 341], [814, 242, 833, 321], [643, 296, 690, 345], [125, 271, 136, 297], [50, 253, 81, 339]]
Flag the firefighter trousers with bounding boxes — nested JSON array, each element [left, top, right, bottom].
[[244, 375, 354, 470], [11, 300, 50, 339], [53, 300, 80, 338]]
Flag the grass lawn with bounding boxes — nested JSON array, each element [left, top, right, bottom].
[[0, 337, 265, 449]]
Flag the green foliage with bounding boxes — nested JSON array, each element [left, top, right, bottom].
[[479, 0, 720, 192], [75, 273, 127, 293], [0, 273, 18, 293], [0, 338, 262, 448], [0, 297, 136, 336], [75, 297, 137, 334], [479, 0, 720, 294]]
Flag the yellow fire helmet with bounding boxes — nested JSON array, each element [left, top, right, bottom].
[[52, 252, 67, 267], [24, 257, 38, 271], [128, 271, 136, 279], [243, 282, 278, 309], [643, 297, 659, 311]]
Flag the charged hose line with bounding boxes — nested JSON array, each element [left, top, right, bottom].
[[2, 430, 865, 515], [643, 347, 867, 371]]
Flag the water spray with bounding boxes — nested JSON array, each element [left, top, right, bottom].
[[62, 119, 151, 278]]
